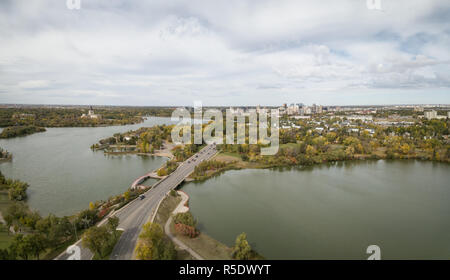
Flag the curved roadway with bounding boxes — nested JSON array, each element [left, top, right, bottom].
[[56, 144, 217, 260]]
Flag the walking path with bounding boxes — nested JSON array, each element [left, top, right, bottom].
[[164, 191, 204, 260]]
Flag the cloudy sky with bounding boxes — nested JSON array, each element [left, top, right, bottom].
[[0, 0, 449, 106]]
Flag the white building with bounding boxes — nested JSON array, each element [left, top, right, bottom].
[[424, 110, 437, 120], [81, 107, 101, 119], [287, 104, 299, 115], [346, 115, 373, 122]]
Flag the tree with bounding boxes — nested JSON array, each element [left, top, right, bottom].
[[28, 234, 46, 260], [47, 216, 73, 248], [82, 226, 110, 258], [135, 222, 175, 260], [75, 209, 98, 229], [123, 191, 131, 201], [107, 216, 120, 239], [8, 181, 29, 201], [232, 232, 252, 260], [400, 143, 411, 155], [173, 212, 197, 227], [12, 234, 33, 260]]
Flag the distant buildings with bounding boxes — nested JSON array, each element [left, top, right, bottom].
[[81, 106, 101, 119], [424, 110, 437, 120], [424, 110, 448, 120], [414, 106, 424, 112], [287, 104, 299, 115], [346, 115, 373, 122]]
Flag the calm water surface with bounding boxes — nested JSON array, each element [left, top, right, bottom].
[[182, 160, 450, 259], [0, 117, 176, 216]]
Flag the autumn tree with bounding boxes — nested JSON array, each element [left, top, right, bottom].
[[232, 232, 252, 260]]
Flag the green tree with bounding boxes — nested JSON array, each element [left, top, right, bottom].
[[124, 191, 131, 201], [11, 234, 33, 260], [173, 212, 197, 227], [82, 226, 110, 258], [232, 232, 252, 260], [134, 222, 175, 260], [28, 234, 46, 260], [107, 216, 120, 239]]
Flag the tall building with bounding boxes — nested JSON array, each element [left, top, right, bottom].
[[287, 104, 299, 115], [424, 110, 437, 120], [81, 106, 101, 119]]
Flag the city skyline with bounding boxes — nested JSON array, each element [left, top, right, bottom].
[[0, 0, 449, 106]]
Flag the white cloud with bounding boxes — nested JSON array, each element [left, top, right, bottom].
[[17, 80, 51, 89], [0, 0, 449, 105]]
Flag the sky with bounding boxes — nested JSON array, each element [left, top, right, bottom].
[[0, 0, 449, 106]]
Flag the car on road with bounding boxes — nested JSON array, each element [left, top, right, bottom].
[[139, 195, 145, 200]]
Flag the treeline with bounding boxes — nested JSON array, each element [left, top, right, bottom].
[[82, 216, 120, 259], [92, 125, 174, 153], [191, 160, 228, 179], [0, 107, 175, 128], [157, 160, 178, 176], [0, 125, 46, 138], [0, 171, 29, 201], [134, 222, 177, 260], [137, 125, 173, 153], [172, 144, 203, 162], [0, 170, 147, 260]]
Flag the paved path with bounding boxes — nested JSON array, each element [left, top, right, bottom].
[[164, 191, 204, 260]]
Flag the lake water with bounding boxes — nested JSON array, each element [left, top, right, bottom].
[[0, 117, 176, 216], [182, 160, 450, 259]]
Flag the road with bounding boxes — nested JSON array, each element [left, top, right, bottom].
[[56, 144, 217, 260]]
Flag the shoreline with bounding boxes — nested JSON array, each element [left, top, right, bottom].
[[185, 151, 450, 184]]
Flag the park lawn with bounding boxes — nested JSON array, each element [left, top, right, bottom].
[[0, 191, 12, 215], [0, 223, 13, 250], [0, 191, 13, 250], [153, 194, 194, 260], [170, 221, 232, 260], [280, 142, 301, 149], [215, 152, 273, 169], [215, 152, 241, 162], [154, 194, 181, 228], [93, 230, 123, 260]]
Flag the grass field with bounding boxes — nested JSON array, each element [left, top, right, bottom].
[[0, 191, 12, 215], [0, 191, 14, 250], [0, 223, 13, 250], [170, 221, 232, 260]]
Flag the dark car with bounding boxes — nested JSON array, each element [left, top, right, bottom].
[[139, 195, 145, 200]]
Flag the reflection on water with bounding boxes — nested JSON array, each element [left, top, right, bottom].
[[183, 160, 450, 259]]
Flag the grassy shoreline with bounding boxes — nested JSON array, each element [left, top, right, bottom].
[[153, 193, 232, 260]]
